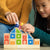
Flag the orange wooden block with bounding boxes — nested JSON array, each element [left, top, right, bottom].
[[10, 41, 15, 45], [34, 39, 40, 45], [10, 39, 15, 45]]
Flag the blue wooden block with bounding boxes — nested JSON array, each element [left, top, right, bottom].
[[10, 34, 15, 39], [10, 28, 15, 34], [28, 34, 33, 39], [28, 40, 33, 45]]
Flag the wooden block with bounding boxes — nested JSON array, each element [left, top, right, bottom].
[[34, 39, 40, 45], [4, 45, 17, 48], [10, 39, 16, 45], [16, 40, 21, 45], [28, 40, 33, 45], [20, 30, 24, 33], [4, 40, 9, 45], [16, 34, 21, 39], [22, 34, 27, 40], [28, 34, 33, 39], [4, 33, 9, 39], [15, 28, 21, 33], [4, 45, 40, 48], [4, 33, 10, 45], [10, 41, 15, 45], [10, 28, 15, 34], [22, 40, 27, 45], [10, 34, 15, 39]]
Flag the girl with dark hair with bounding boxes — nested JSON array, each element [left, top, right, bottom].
[[22, 0, 50, 46]]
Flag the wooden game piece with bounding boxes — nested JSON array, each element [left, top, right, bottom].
[[10, 34, 15, 39], [10, 39, 16, 45], [16, 34, 21, 39], [28, 34, 33, 39], [15, 28, 21, 33], [28, 40, 33, 45], [4, 40, 9, 45], [4, 33, 10, 45], [16, 40, 21, 45], [22, 40, 27, 45], [10, 28, 15, 34], [34, 39, 40, 45], [22, 34, 27, 40]]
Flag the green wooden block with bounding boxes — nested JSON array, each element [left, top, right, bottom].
[[16, 34, 21, 39], [16, 28, 21, 33], [16, 40, 21, 45]]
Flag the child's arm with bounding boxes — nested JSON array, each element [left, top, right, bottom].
[[0, 0, 10, 15], [20, 0, 32, 24], [31, 27, 50, 45], [22, 24, 50, 45]]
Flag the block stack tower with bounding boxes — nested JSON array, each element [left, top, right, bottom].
[[4, 22, 40, 48]]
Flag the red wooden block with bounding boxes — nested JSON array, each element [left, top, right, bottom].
[[4, 33, 9, 40], [22, 40, 27, 45], [4, 40, 9, 45], [4, 39, 9, 41], [5, 35, 9, 39], [22, 34, 27, 40], [4, 33, 10, 45]]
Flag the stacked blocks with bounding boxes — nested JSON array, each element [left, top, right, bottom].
[[4, 22, 40, 48], [28, 34, 33, 45], [4, 28, 40, 48]]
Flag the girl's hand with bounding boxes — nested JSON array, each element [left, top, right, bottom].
[[5, 12, 19, 24], [22, 24, 35, 34]]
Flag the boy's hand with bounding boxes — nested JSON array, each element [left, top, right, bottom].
[[22, 24, 35, 34], [5, 12, 18, 24]]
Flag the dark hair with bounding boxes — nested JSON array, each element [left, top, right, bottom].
[[32, 0, 50, 33]]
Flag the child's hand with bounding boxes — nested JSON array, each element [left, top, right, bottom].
[[22, 24, 35, 34], [5, 12, 18, 24]]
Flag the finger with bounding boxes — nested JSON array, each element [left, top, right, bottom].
[[26, 30, 31, 34], [24, 24, 31, 27], [13, 13, 19, 22], [22, 27, 30, 33], [22, 24, 27, 29], [22, 26, 28, 32], [8, 14, 13, 24], [6, 16, 10, 22], [11, 13, 16, 24], [7, 15, 11, 23], [22, 24, 30, 28]]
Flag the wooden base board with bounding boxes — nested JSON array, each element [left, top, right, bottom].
[[4, 45, 40, 48]]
